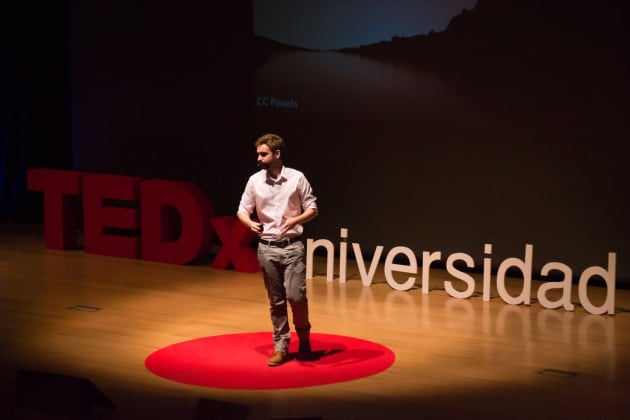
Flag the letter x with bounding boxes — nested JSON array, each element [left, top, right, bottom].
[[210, 216, 259, 273]]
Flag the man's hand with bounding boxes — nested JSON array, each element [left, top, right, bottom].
[[250, 221, 263, 235], [280, 208, 318, 235], [238, 212, 263, 235], [280, 217, 297, 236]]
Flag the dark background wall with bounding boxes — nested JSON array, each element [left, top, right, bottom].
[[67, 1, 255, 218], [1, 1, 72, 221], [2, 0, 628, 286]]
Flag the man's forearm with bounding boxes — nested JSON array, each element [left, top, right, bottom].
[[237, 212, 254, 228], [297, 208, 318, 225]]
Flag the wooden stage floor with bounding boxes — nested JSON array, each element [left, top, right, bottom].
[[1, 222, 629, 419]]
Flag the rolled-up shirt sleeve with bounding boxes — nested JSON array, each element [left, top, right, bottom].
[[237, 178, 255, 216], [299, 176, 317, 211]]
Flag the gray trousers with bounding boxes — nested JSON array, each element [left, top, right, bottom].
[[257, 240, 311, 352]]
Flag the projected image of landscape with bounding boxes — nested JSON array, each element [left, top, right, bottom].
[[252, 0, 630, 283]]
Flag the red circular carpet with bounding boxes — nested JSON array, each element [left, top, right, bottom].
[[145, 332, 395, 389]]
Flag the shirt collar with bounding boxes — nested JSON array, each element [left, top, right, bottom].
[[265, 166, 287, 185]]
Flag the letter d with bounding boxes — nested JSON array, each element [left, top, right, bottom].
[[496, 244, 533, 305], [578, 253, 616, 315], [140, 179, 214, 264]]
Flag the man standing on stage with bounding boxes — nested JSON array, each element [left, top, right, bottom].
[[237, 133, 318, 366]]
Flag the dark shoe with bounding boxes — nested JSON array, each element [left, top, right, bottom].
[[297, 341, 312, 361], [268, 350, 287, 367]]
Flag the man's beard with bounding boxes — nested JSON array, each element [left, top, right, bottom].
[[257, 161, 270, 169]]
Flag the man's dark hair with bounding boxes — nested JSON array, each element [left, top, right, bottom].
[[255, 133, 285, 153]]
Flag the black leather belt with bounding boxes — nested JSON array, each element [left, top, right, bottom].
[[258, 237, 302, 248]]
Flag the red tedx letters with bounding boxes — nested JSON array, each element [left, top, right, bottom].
[[27, 168, 259, 272]]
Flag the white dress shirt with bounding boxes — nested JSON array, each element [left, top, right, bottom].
[[238, 166, 317, 241]]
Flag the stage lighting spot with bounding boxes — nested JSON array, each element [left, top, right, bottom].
[[145, 332, 395, 389]]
